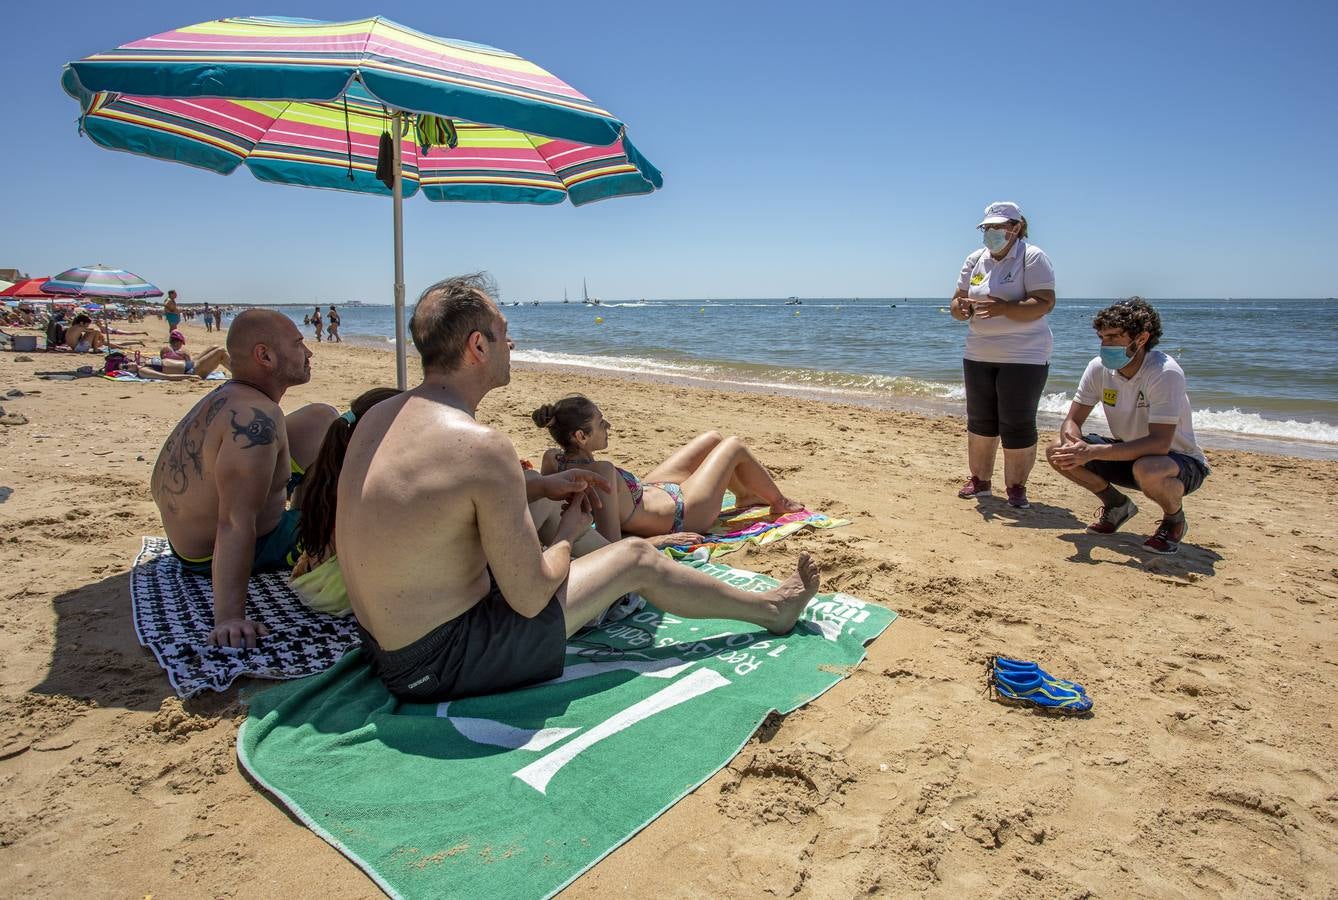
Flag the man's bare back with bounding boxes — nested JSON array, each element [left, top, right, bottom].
[[338, 389, 531, 650], [151, 384, 290, 559], [149, 309, 336, 648]]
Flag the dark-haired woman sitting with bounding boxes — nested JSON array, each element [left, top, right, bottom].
[[534, 394, 803, 546], [290, 387, 403, 614]]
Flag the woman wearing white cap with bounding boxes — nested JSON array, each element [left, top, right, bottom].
[[948, 201, 1057, 509]]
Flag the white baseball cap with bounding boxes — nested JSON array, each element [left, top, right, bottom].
[[977, 201, 1022, 228]]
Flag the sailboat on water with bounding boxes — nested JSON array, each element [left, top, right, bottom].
[[582, 278, 602, 306]]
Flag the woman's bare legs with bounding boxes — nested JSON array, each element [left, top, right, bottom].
[[192, 346, 231, 378], [643, 430, 725, 483], [558, 539, 819, 638], [643, 430, 765, 509], [673, 437, 802, 533]]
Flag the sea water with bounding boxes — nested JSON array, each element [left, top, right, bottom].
[[272, 298, 1338, 459]]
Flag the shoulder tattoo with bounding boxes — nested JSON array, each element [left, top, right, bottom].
[[230, 407, 278, 449]]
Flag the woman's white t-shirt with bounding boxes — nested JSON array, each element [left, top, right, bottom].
[[956, 240, 1056, 365]]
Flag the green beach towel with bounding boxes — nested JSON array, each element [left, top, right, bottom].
[[238, 560, 895, 899]]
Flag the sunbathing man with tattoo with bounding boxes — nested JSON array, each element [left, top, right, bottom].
[[337, 274, 821, 701], [151, 309, 337, 648]]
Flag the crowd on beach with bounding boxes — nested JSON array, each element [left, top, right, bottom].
[[134, 202, 1210, 704], [0, 290, 236, 379]]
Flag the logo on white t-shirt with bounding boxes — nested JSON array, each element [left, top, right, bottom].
[[1135, 390, 1149, 409]]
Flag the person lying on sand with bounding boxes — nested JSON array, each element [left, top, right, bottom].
[[150, 309, 337, 648], [136, 329, 231, 378], [535, 395, 804, 545], [290, 388, 612, 615], [62, 314, 107, 353], [122, 344, 231, 381], [337, 273, 821, 701]]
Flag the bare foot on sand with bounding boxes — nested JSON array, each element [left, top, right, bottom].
[[766, 551, 820, 634], [769, 495, 806, 515]]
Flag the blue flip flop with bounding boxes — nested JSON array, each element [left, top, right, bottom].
[[987, 655, 1093, 715]]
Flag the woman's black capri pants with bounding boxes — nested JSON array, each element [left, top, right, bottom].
[[962, 359, 1050, 449]]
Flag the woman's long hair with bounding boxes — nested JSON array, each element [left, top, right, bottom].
[[298, 387, 401, 561]]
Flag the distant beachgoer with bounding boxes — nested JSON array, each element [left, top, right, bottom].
[[213, 306, 223, 331], [203, 303, 213, 332], [535, 394, 803, 545], [163, 291, 181, 339], [135, 329, 229, 378], [311, 306, 323, 343], [150, 309, 337, 648], [949, 201, 1057, 509], [326, 305, 341, 342], [126, 344, 231, 380], [336, 274, 819, 702], [1047, 298, 1210, 555], [63, 314, 107, 352]]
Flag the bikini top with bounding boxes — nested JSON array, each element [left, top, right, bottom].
[[553, 452, 643, 508]]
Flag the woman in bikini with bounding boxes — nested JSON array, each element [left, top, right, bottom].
[[534, 394, 804, 545]]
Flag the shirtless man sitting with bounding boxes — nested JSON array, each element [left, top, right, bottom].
[[151, 309, 337, 648], [337, 274, 821, 701], [63, 314, 107, 352]]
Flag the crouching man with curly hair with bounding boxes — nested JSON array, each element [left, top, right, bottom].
[[1047, 298, 1210, 555]]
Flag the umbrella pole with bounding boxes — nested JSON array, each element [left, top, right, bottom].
[[392, 111, 408, 391]]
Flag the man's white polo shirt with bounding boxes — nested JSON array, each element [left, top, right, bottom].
[[1074, 350, 1208, 467], [956, 240, 1056, 365]]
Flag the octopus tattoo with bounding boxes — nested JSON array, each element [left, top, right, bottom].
[[230, 407, 278, 449]]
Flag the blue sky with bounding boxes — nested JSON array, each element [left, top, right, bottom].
[[3, 1, 1335, 302]]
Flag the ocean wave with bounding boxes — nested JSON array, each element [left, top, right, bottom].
[[1192, 409, 1338, 443], [512, 349, 709, 376]]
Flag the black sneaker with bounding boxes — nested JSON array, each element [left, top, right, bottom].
[[1086, 499, 1138, 534], [1143, 517, 1188, 555]]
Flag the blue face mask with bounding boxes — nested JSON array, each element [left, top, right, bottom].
[[1100, 343, 1137, 370], [982, 228, 1011, 253]]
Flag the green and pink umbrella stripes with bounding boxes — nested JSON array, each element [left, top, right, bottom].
[[60, 15, 661, 203], [61, 15, 663, 386], [41, 265, 163, 301], [61, 78, 656, 206]]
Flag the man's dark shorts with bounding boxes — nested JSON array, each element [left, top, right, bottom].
[[1081, 434, 1210, 496], [358, 570, 567, 702], [170, 508, 303, 575]]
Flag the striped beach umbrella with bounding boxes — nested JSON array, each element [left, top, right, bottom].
[[61, 15, 663, 387], [41, 265, 163, 300]]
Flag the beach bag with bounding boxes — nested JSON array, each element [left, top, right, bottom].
[[104, 351, 128, 374]]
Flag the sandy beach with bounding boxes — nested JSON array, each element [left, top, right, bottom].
[[1, 320, 1335, 897]]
